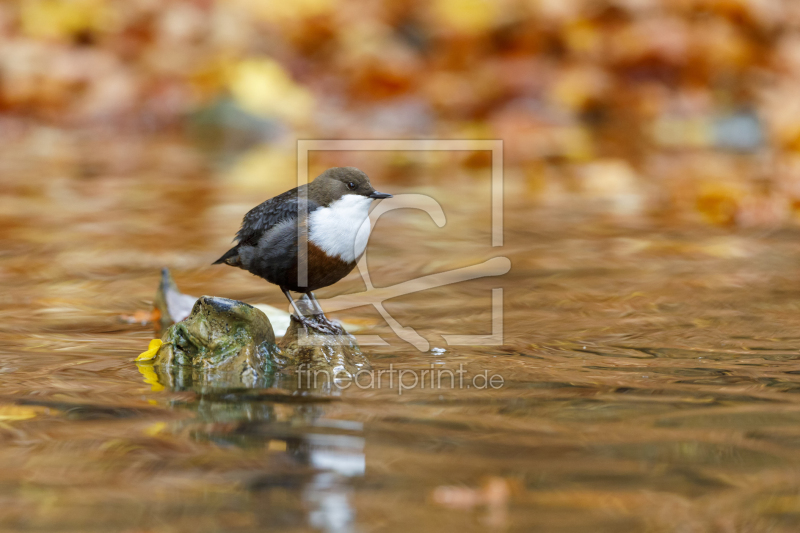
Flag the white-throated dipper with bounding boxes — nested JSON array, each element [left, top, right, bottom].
[[214, 167, 392, 329]]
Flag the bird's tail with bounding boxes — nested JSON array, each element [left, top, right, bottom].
[[212, 246, 241, 267]]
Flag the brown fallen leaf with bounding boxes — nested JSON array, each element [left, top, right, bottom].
[[120, 309, 157, 325]]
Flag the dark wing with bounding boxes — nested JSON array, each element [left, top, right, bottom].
[[235, 187, 319, 247]]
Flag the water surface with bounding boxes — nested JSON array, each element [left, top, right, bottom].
[[2, 139, 800, 532]]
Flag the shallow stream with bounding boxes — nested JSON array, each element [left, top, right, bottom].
[[2, 140, 800, 532]]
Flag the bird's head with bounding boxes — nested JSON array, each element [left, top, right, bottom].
[[311, 167, 392, 206]]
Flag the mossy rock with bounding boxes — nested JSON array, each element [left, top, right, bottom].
[[141, 295, 370, 392]]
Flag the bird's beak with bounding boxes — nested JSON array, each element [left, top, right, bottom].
[[369, 191, 393, 199]]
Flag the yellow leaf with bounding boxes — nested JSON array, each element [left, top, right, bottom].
[[20, 0, 109, 40], [136, 339, 163, 362], [0, 405, 44, 421], [432, 0, 497, 33], [224, 146, 296, 193], [144, 422, 167, 437], [226, 59, 314, 124], [136, 364, 164, 393], [696, 184, 744, 226]]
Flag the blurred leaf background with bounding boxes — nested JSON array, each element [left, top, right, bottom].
[[3, 0, 800, 226]]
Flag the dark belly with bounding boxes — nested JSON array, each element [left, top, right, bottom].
[[240, 241, 356, 293]]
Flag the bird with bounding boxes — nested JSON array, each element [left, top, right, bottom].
[[213, 167, 392, 331]]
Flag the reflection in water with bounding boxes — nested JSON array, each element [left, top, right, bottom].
[[169, 379, 364, 533], [305, 442, 363, 533]]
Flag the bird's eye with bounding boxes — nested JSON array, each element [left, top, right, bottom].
[[347, 182, 356, 190]]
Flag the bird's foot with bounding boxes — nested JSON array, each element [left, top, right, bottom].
[[318, 315, 346, 335], [293, 314, 345, 336]]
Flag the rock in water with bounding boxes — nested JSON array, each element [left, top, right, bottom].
[[277, 316, 371, 377], [153, 296, 280, 389], [141, 295, 370, 392], [152, 268, 299, 337]]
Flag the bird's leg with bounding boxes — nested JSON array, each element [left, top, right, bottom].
[[282, 289, 308, 320], [308, 292, 325, 317], [283, 289, 339, 334]]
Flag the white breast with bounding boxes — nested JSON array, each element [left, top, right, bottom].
[[309, 195, 373, 263]]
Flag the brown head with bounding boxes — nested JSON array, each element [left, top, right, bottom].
[[308, 167, 392, 206]]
